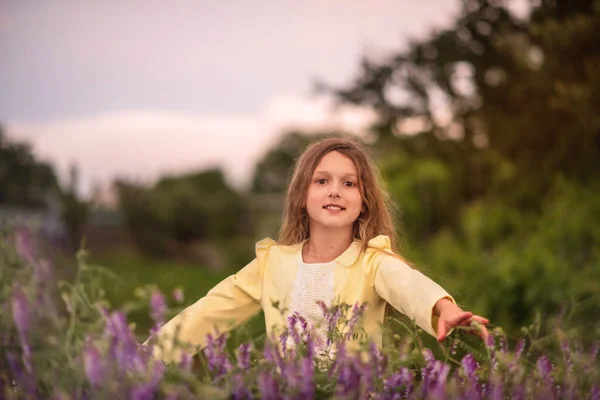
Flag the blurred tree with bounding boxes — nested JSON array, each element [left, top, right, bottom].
[[0, 126, 89, 247], [60, 164, 90, 249], [0, 126, 59, 207], [116, 168, 245, 259], [251, 131, 340, 193], [324, 0, 599, 205]]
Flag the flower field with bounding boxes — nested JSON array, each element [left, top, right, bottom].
[[1, 229, 598, 399]]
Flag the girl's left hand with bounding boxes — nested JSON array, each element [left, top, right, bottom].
[[434, 298, 490, 342]]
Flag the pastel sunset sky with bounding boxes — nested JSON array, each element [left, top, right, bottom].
[[1, 1, 462, 197]]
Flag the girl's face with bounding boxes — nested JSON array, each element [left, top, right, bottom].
[[305, 151, 363, 234]]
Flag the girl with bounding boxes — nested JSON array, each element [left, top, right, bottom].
[[144, 137, 489, 363]]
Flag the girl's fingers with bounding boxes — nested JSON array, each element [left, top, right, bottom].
[[437, 320, 448, 341], [453, 312, 473, 325], [471, 315, 489, 324]]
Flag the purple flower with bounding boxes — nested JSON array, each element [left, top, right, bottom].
[[299, 357, 314, 400], [382, 368, 414, 399], [335, 358, 361, 397], [150, 290, 166, 324], [258, 370, 279, 400], [179, 352, 193, 371], [561, 339, 573, 371], [203, 332, 232, 378], [536, 355, 553, 379], [461, 353, 478, 380], [588, 341, 599, 370], [590, 384, 600, 400], [15, 227, 36, 265], [460, 353, 480, 398], [347, 302, 367, 333], [232, 373, 252, 399], [237, 342, 252, 370], [172, 288, 184, 304], [11, 286, 30, 339], [83, 342, 104, 387], [511, 384, 526, 400]]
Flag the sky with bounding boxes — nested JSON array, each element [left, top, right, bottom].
[[1, 1, 461, 199]]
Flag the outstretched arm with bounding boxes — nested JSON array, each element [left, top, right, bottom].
[[373, 254, 488, 341], [143, 257, 263, 363]]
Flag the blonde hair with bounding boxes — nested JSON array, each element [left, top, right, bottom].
[[277, 136, 399, 253]]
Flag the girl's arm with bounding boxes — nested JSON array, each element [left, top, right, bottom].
[[143, 253, 266, 363], [372, 254, 456, 338], [373, 255, 489, 341]]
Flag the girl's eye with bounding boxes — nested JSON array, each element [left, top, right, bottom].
[[316, 179, 327, 185], [344, 181, 356, 188]]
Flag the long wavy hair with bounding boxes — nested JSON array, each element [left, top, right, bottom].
[[277, 136, 399, 253]]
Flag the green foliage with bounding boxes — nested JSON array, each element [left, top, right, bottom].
[[413, 177, 600, 336], [0, 127, 59, 208], [116, 169, 245, 258], [251, 131, 350, 194]]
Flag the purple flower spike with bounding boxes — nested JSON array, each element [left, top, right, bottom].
[[172, 288, 184, 304], [179, 352, 193, 371], [460, 353, 479, 390], [590, 384, 600, 400], [150, 290, 166, 324], [589, 341, 599, 369], [232, 373, 252, 399], [15, 227, 36, 265], [536, 355, 553, 379], [83, 342, 104, 387], [258, 370, 279, 400], [299, 357, 314, 400], [237, 342, 252, 370], [11, 286, 30, 339]]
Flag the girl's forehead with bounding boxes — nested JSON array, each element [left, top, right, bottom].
[[314, 151, 358, 172]]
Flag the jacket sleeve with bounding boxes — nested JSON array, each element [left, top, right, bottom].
[[373, 253, 455, 338], [143, 238, 274, 363]]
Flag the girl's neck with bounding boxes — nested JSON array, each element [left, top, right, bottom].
[[302, 228, 354, 264]]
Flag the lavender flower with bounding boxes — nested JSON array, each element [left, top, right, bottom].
[[258, 370, 279, 400], [11, 286, 30, 339], [232, 373, 252, 399], [204, 332, 232, 378], [14, 227, 36, 266], [179, 352, 193, 371], [336, 358, 361, 397], [590, 384, 600, 400], [299, 356, 315, 399], [511, 384, 526, 400], [83, 341, 104, 387], [588, 341, 599, 370], [172, 287, 184, 303], [237, 342, 252, 370], [561, 338, 573, 372], [150, 290, 166, 324], [10, 286, 32, 371], [382, 368, 414, 399], [536, 355, 553, 380], [460, 353, 480, 398]]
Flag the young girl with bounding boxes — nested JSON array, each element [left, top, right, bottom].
[[144, 137, 489, 363]]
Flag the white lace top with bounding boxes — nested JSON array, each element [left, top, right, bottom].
[[288, 258, 336, 352]]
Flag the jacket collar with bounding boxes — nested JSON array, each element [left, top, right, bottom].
[[280, 238, 362, 268], [277, 235, 391, 268]]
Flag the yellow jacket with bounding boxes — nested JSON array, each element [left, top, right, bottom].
[[145, 235, 454, 363]]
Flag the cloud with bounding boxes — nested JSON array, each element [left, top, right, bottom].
[[5, 95, 377, 199]]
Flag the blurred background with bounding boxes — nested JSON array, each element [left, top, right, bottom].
[[1, 0, 599, 339]]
